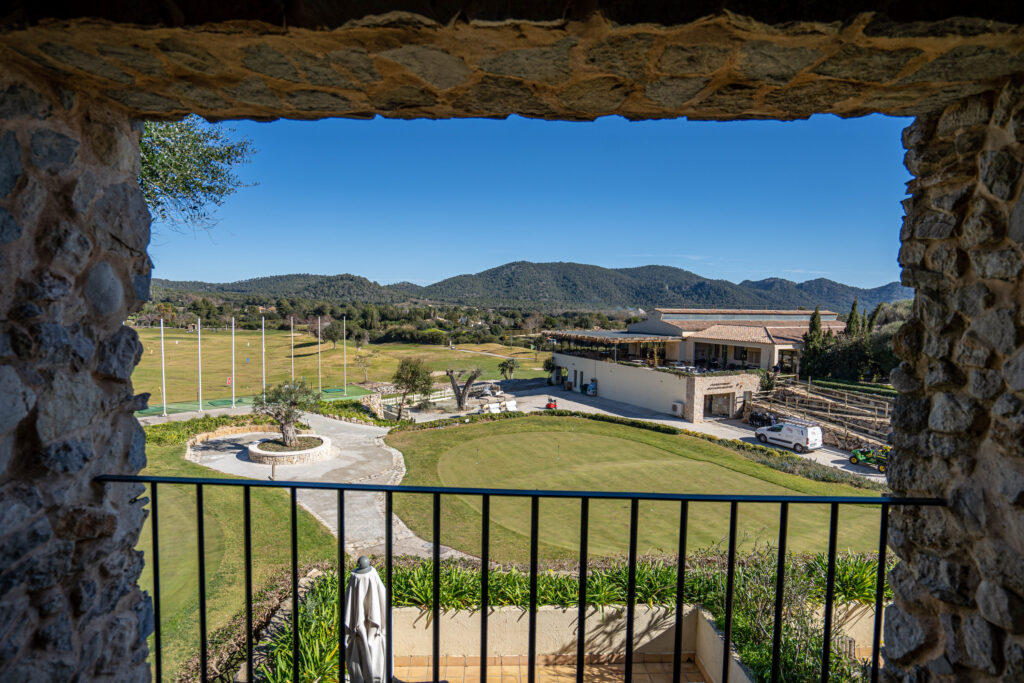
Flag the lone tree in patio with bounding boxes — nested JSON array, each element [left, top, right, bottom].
[[253, 381, 319, 447], [446, 367, 483, 410]]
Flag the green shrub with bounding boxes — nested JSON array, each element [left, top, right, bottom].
[[310, 400, 405, 427], [144, 414, 280, 446], [259, 551, 891, 683]]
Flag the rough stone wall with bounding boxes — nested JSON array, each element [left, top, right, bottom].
[[885, 80, 1024, 680], [0, 61, 152, 680], [0, 12, 1022, 123]]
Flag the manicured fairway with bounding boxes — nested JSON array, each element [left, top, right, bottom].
[[137, 443, 336, 678], [131, 326, 548, 410], [387, 416, 883, 562]]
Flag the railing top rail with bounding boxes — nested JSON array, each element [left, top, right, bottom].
[[96, 474, 944, 505]]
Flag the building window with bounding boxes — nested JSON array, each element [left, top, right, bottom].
[[733, 346, 747, 361], [749, 349, 761, 365]]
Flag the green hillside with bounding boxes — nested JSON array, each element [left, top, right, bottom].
[[153, 261, 911, 311]]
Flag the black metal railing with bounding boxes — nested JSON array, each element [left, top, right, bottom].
[[96, 474, 943, 683]]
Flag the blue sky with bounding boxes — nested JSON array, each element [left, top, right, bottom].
[[149, 113, 913, 289]]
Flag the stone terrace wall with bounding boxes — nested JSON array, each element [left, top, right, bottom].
[[0, 61, 152, 680], [885, 81, 1024, 679], [0, 12, 1022, 123]]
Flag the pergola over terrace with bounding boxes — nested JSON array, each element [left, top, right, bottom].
[[549, 329, 678, 363]]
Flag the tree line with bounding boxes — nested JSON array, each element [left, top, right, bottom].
[[799, 300, 909, 382]]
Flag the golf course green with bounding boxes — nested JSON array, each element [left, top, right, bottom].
[[387, 416, 883, 562]]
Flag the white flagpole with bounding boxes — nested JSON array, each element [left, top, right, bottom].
[[343, 315, 347, 396], [317, 316, 322, 396], [197, 317, 203, 413], [290, 316, 295, 382], [261, 316, 266, 398], [160, 318, 167, 417], [231, 316, 236, 408]]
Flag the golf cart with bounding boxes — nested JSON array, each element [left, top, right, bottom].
[[849, 445, 890, 473], [544, 397, 558, 410]]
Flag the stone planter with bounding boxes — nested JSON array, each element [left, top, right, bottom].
[[247, 435, 332, 465]]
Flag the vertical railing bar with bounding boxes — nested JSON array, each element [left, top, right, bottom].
[[386, 491, 394, 683], [820, 503, 840, 682], [290, 487, 300, 683], [433, 492, 441, 683], [244, 487, 253, 683], [528, 496, 539, 683], [338, 489, 345, 681], [870, 504, 889, 683], [672, 501, 688, 683], [576, 497, 589, 683], [770, 502, 789, 683], [722, 501, 738, 683], [624, 499, 639, 683], [197, 484, 208, 683], [152, 482, 162, 683], [481, 494, 490, 683]]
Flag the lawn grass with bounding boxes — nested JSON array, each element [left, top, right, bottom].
[[137, 442, 337, 679], [387, 416, 883, 563], [131, 326, 549, 408]]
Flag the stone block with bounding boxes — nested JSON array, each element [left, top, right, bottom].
[[0, 366, 34, 436], [738, 42, 822, 85], [1003, 347, 1024, 392], [326, 48, 379, 83], [970, 247, 1023, 280], [156, 38, 220, 73], [586, 34, 654, 81], [224, 77, 281, 108], [883, 604, 928, 661], [558, 76, 628, 113], [0, 83, 52, 120], [658, 44, 730, 75], [903, 45, 1024, 84], [454, 76, 549, 117], [0, 207, 21, 244], [38, 43, 133, 84], [242, 44, 301, 83], [977, 580, 1024, 633], [968, 368, 1003, 400], [980, 149, 1023, 200], [812, 44, 920, 82], [379, 46, 468, 90], [97, 44, 164, 76], [28, 130, 78, 174], [84, 261, 124, 316], [645, 77, 708, 108], [480, 39, 574, 84], [928, 392, 980, 433], [969, 308, 1018, 355], [370, 85, 436, 111], [0, 131, 22, 198]]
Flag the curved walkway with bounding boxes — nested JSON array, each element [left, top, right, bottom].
[[187, 412, 466, 559]]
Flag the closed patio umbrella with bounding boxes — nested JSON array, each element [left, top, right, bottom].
[[345, 556, 388, 683]]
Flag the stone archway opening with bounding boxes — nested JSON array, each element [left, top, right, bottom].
[[1, 6, 1023, 680]]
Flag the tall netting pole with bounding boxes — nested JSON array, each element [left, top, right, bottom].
[[197, 317, 203, 413], [343, 316, 347, 396], [231, 316, 236, 408], [160, 318, 167, 417], [290, 316, 295, 382], [317, 316, 322, 396], [261, 316, 266, 398]]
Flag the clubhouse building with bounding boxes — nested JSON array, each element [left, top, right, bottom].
[[548, 308, 844, 423]]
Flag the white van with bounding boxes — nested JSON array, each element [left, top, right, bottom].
[[755, 420, 823, 453]]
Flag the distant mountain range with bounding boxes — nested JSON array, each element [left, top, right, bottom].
[[152, 261, 911, 312]]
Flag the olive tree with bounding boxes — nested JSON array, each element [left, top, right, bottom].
[[391, 358, 433, 420], [140, 115, 255, 231], [252, 381, 319, 447], [445, 367, 483, 411]]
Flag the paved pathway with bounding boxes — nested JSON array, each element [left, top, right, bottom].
[[509, 386, 887, 483], [188, 412, 466, 559]]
